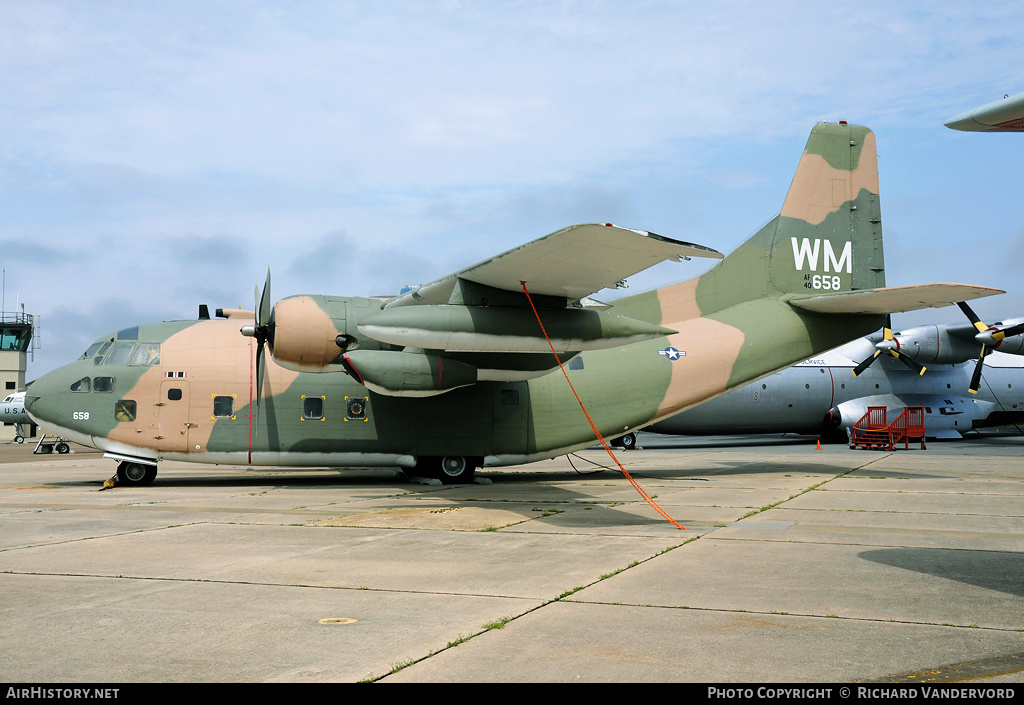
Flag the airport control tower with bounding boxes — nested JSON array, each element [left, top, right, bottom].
[[1, 308, 35, 441]]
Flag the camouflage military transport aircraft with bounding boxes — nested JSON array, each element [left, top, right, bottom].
[[25, 123, 1003, 486]]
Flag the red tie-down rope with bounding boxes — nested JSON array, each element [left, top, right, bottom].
[[520, 282, 685, 530]]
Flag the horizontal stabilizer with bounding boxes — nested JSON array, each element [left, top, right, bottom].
[[786, 283, 1005, 314]]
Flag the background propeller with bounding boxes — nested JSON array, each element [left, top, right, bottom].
[[954, 300, 1020, 394], [851, 315, 926, 377]]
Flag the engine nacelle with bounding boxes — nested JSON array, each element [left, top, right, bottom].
[[892, 325, 980, 364], [269, 296, 376, 372]]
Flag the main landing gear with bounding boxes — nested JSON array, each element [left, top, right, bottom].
[[115, 461, 158, 486], [611, 432, 638, 450], [411, 455, 479, 484]]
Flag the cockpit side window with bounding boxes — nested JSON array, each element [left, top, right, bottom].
[[70, 377, 91, 392], [93, 377, 115, 393], [129, 343, 161, 366], [79, 342, 104, 360], [93, 341, 113, 365]]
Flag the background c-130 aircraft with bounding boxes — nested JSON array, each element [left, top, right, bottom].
[[646, 308, 1024, 442], [24, 123, 1003, 486], [1, 390, 34, 444]]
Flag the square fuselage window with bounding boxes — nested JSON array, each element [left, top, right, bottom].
[[213, 396, 234, 418], [115, 400, 137, 422], [303, 396, 324, 420]]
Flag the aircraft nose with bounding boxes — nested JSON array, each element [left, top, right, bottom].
[[23, 367, 65, 424]]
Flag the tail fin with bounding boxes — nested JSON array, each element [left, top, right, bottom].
[[616, 123, 996, 327], [692, 122, 884, 315]]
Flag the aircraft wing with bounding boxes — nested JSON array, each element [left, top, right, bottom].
[[384, 223, 722, 308], [945, 90, 1024, 132], [785, 283, 1004, 314]]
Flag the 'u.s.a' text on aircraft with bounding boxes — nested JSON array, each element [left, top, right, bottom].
[[1, 390, 32, 442], [647, 309, 1024, 442], [24, 122, 1002, 486]]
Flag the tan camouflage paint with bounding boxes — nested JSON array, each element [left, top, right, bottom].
[[104, 318, 300, 453], [272, 296, 346, 369]]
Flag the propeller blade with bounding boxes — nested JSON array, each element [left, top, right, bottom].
[[852, 318, 894, 377], [852, 350, 882, 377], [957, 301, 986, 332], [979, 320, 1024, 346], [256, 339, 266, 408], [999, 321, 1024, 339], [969, 345, 988, 394], [891, 351, 926, 376], [259, 268, 272, 329]]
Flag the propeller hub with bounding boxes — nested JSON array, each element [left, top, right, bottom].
[[975, 329, 1000, 347]]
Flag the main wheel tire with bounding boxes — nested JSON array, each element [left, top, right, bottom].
[[438, 455, 476, 485], [55, 442, 70, 454], [619, 433, 637, 450], [116, 461, 157, 486]]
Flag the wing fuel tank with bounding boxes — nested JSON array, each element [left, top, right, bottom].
[[358, 306, 676, 353]]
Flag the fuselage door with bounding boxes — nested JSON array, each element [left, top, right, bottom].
[[157, 380, 191, 453]]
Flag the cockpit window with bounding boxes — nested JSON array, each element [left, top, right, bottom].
[[105, 343, 135, 366], [93, 377, 115, 392], [79, 342, 105, 360], [91, 342, 112, 365], [129, 343, 161, 366], [70, 377, 91, 392], [117, 326, 139, 340]]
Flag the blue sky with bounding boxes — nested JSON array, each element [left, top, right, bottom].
[[2, 1, 1023, 376]]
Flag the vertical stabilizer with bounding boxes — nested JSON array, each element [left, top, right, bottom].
[[687, 123, 885, 316]]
